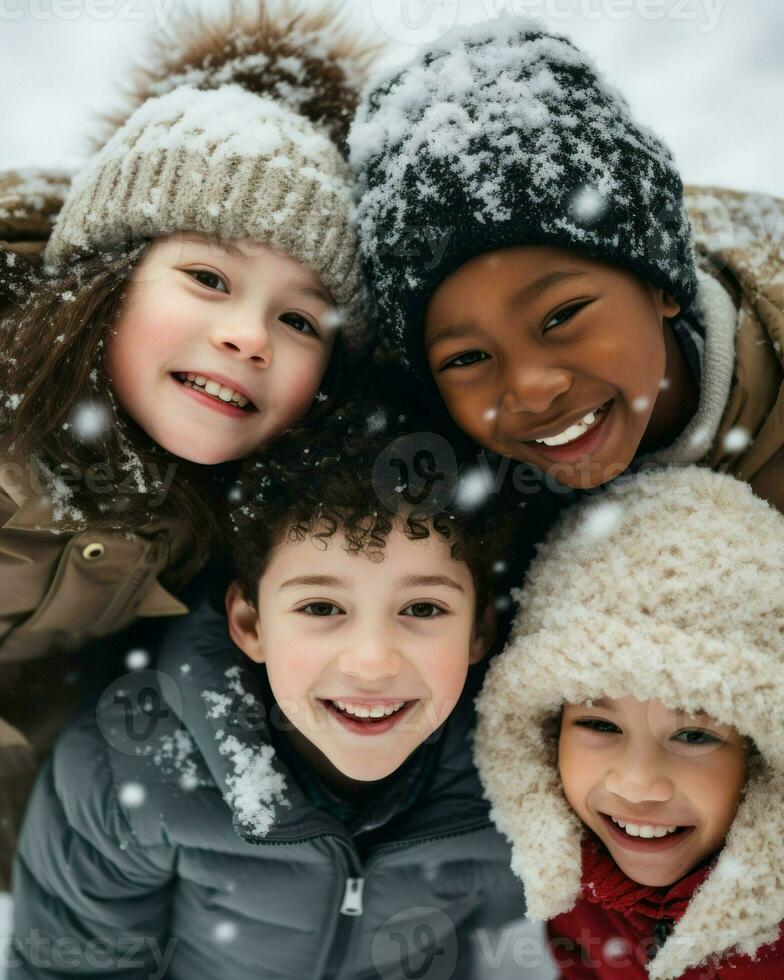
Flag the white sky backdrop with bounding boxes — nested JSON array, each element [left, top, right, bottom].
[[0, 0, 782, 198]]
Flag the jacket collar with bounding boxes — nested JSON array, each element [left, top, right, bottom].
[[157, 572, 492, 846]]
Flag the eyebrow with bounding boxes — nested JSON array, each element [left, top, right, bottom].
[[586, 697, 613, 709], [181, 238, 333, 303], [399, 574, 464, 592], [425, 269, 587, 352], [289, 283, 334, 305], [181, 235, 247, 259], [279, 575, 346, 590], [505, 269, 588, 312], [278, 573, 465, 592], [425, 317, 482, 352]]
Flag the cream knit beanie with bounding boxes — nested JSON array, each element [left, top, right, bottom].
[[44, 2, 376, 350], [475, 466, 784, 980]]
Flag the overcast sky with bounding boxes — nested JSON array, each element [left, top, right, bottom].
[[1, 0, 781, 197]]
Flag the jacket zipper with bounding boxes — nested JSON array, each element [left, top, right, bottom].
[[322, 820, 494, 979], [251, 819, 494, 978]]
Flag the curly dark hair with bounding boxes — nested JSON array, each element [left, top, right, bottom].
[[229, 390, 539, 613]]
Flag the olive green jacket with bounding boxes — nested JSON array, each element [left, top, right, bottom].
[[675, 185, 784, 512], [0, 170, 192, 885]]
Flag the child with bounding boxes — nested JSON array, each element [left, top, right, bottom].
[[11, 401, 527, 979], [349, 18, 784, 512], [0, 3, 374, 884], [474, 466, 784, 978]]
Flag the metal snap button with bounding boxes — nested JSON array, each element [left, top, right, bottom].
[[82, 542, 106, 561]]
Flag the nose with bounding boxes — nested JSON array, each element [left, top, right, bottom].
[[604, 745, 675, 805], [210, 315, 272, 365], [338, 633, 402, 683], [499, 364, 573, 416]]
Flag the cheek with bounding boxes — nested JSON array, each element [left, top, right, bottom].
[[691, 754, 748, 837], [270, 345, 331, 419], [105, 314, 146, 414], [416, 628, 473, 717], [558, 735, 597, 816], [435, 376, 488, 432]]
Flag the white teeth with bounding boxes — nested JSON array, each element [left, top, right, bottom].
[[177, 373, 250, 408], [611, 816, 679, 838], [333, 700, 406, 718], [535, 407, 602, 447]]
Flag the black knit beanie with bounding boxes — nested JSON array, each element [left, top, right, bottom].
[[349, 18, 698, 377]]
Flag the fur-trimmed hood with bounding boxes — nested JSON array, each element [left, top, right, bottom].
[[475, 467, 784, 980]]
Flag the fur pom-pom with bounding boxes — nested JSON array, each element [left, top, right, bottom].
[[91, 0, 380, 153]]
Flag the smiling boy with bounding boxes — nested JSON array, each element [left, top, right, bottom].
[[351, 18, 784, 510], [475, 466, 784, 979], [11, 401, 526, 980]]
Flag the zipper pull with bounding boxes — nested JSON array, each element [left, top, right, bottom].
[[340, 876, 364, 916]]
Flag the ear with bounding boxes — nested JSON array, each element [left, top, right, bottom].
[[469, 600, 497, 665], [225, 579, 265, 663], [659, 289, 681, 319]]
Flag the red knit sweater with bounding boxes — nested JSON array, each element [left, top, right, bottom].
[[547, 835, 784, 979]]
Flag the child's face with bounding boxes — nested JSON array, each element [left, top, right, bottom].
[[226, 523, 493, 794], [106, 233, 337, 464], [558, 695, 749, 887], [424, 246, 681, 489]]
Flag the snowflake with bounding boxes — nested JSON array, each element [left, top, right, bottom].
[[118, 782, 146, 808], [125, 649, 150, 670]]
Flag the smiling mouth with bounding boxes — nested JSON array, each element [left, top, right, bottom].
[[319, 698, 419, 734], [173, 372, 256, 411], [600, 812, 694, 849], [527, 400, 613, 448]]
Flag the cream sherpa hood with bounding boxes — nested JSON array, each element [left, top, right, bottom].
[[475, 466, 784, 980]]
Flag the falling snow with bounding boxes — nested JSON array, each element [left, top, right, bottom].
[[118, 782, 146, 808], [125, 649, 150, 670]]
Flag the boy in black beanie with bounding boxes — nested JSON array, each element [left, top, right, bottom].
[[349, 18, 784, 511]]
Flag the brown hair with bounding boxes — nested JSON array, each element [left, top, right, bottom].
[[0, 244, 346, 577]]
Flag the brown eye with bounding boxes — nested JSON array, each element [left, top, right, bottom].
[[279, 312, 317, 336], [186, 269, 229, 293], [575, 719, 621, 734], [543, 301, 590, 332], [298, 602, 343, 617], [441, 350, 489, 370], [402, 602, 445, 618]]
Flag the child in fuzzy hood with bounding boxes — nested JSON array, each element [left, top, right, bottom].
[[0, 1, 377, 885], [349, 18, 784, 513], [474, 466, 784, 979]]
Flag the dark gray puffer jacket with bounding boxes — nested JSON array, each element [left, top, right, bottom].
[[11, 585, 524, 979]]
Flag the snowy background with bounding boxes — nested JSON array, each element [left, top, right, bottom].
[[0, 0, 781, 976], [1, 0, 782, 196]]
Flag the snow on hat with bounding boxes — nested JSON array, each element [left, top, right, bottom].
[[474, 466, 784, 980], [45, 1, 378, 350], [349, 17, 697, 373]]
